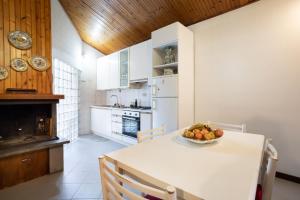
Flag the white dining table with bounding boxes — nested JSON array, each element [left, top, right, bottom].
[[105, 129, 265, 200]]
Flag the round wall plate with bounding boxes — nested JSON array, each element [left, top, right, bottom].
[[8, 31, 32, 50], [28, 56, 50, 71], [0, 66, 9, 80], [11, 58, 28, 72]]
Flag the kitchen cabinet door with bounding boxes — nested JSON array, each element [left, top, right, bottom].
[[108, 52, 120, 89], [105, 109, 112, 135], [97, 53, 119, 90], [130, 40, 152, 81], [151, 23, 178, 48], [140, 113, 152, 132], [91, 108, 112, 136], [119, 49, 129, 87], [0, 149, 49, 189]]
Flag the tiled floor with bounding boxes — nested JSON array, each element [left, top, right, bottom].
[[0, 134, 299, 200]]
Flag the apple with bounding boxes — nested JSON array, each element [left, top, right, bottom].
[[215, 129, 224, 137]]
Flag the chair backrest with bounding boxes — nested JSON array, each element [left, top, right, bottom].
[[261, 140, 278, 200], [99, 156, 177, 200], [137, 126, 166, 143], [206, 121, 247, 133]]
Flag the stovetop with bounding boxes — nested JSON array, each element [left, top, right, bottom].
[[128, 106, 151, 110]]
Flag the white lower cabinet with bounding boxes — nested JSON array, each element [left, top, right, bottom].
[[91, 107, 152, 145], [111, 110, 123, 141], [91, 108, 111, 137], [140, 113, 152, 131]]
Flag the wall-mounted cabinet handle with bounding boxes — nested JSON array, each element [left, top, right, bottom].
[[152, 85, 157, 96], [152, 99, 157, 110], [112, 121, 122, 124]]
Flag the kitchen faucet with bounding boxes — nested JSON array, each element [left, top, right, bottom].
[[110, 95, 119, 107]]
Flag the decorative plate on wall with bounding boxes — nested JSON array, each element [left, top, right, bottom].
[[11, 58, 28, 72], [8, 31, 32, 50], [0, 66, 9, 80], [28, 56, 50, 71]]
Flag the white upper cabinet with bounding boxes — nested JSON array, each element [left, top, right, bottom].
[[119, 48, 129, 87], [108, 52, 120, 89], [97, 52, 120, 90], [97, 40, 152, 90], [129, 40, 152, 82], [151, 23, 179, 48]]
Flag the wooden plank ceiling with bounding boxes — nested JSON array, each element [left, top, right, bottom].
[[59, 0, 257, 54]]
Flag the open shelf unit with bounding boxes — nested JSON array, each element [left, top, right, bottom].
[[152, 41, 178, 77]]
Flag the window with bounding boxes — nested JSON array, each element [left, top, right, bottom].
[[53, 58, 80, 141]]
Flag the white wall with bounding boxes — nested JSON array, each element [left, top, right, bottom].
[[51, 0, 82, 69], [189, 0, 300, 177], [80, 43, 105, 134], [51, 0, 105, 135]]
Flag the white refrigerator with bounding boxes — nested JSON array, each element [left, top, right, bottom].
[[152, 75, 178, 133]]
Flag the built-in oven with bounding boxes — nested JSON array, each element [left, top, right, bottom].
[[122, 110, 140, 138]]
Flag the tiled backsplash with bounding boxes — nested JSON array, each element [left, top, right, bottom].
[[105, 84, 151, 107]]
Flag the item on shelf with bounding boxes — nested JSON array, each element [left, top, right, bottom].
[[36, 115, 50, 135], [8, 31, 32, 50], [163, 47, 176, 64], [10, 58, 28, 72], [28, 56, 50, 71], [0, 66, 9, 80], [134, 99, 138, 107], [163, 68, 174, 75]]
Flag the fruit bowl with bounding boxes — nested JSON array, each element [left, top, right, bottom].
[[180, 123, 224, 144]]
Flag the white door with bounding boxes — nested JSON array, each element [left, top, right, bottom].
[[91, 108, 111, 136], [151, 22, 178, 48], [91, 108, 102, 134], [108, 52, 119, 89], [105, 109, 112, 135], [152, 98, 178, 133], [140, 113, 152, 132], [130, 40, 152, 81], [119, 49, 129, 87], [152, 75, 178, 98]]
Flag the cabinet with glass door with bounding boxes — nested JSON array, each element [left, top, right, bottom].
[[119, 48, 129, 88]]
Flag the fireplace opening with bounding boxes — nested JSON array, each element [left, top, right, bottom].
[[0, 104, 57, 149]]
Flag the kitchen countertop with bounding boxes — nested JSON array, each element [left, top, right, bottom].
[[90, 105, 152, 114]]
